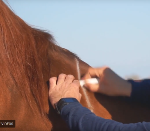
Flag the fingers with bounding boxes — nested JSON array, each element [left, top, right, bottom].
[[84, 83, 99, 92], [82, 67, 100, 80], [72, 80, 81, 102], [49, 74, 82, 105], [65, 75, 75, 85], [49, 77, 57, 91], [73, 80, 80, 87], [57, 74, 66, 85], [82, 72, 91, 80], [52, 74, 77, 87], [72, 80, 80, 92]]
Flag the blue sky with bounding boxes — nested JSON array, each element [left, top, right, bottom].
[[6, 1, 150, 78]]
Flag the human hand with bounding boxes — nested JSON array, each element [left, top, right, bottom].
[[82, 67, 132, 97], [49, 74, 81, 108]]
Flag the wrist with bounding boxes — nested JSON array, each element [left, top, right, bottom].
[[119, 80, 132, 97], [55, 98, 79, 114]]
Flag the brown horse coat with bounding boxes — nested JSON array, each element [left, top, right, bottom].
[[0, 1, 150, 131]]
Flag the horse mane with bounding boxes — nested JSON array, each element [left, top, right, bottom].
[[0, 0, 78, 120]]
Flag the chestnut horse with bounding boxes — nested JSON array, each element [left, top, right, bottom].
[[0, 1, 150, 131]]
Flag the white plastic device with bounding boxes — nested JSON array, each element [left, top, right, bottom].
[[80, 78, 99, 87]]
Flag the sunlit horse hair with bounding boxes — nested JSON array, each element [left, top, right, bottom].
[[0, 1, 150, 131]]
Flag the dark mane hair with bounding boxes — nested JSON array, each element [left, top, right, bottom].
[[0, 0, 78, 120]]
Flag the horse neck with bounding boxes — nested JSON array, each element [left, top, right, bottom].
[[48, 48, 95, 111]]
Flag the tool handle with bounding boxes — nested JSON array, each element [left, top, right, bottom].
[[80, 78, 99, 87]]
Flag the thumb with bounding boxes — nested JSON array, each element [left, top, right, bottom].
[[82, 67, 100, 80], [81, 72, 91, 80]]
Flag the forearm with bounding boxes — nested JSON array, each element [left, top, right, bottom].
[[61, 103, 150, 131], [116, 79, 132, 97], [126, 79, 150, 106]]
